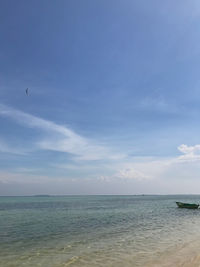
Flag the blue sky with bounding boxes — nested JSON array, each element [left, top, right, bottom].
[[1, 0, 200, 195]]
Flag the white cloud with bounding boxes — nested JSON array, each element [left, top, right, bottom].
[[178, 144, 200, 155], [0, 104, 125, 161], [100, 143, 200, 183], [177, 144, 200, 162]]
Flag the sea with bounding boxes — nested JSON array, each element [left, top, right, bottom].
[[1, 195, 200, 267]]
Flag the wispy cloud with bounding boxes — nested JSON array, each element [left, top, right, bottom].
[[1, 143, 200, 195], [1, 104, 200, 188], [0, 171, 47, 184], [99, 168, 150, 182], [0, 138, 25, 155], [0, 104, 125, 161], [138, 95, 178, 114]]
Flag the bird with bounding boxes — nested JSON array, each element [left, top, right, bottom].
[[26, 88, 29, 95]]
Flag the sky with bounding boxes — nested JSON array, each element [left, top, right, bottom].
[[1, 0, 200, 195]]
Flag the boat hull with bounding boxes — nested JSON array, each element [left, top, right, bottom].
[[176, 202, 199, 209]]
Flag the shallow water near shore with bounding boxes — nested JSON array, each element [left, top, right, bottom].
[[1, 195, 200, 266]]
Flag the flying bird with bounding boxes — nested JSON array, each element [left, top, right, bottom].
[[26, 88, 29, 95]]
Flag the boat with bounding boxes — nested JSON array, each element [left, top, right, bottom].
[[176, 202, 199, 209]]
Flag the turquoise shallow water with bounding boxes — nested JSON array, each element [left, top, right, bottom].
[[1, 195, 200, 266]]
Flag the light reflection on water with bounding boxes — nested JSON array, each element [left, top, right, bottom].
[[1, 195, 200, 266]]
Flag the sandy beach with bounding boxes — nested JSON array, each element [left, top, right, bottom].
[[148, 239, 200, 267]]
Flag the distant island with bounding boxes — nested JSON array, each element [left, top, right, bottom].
[[33, 195, 51, 197]]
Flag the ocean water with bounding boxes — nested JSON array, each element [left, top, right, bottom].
[[1, 195, 200, 267]]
